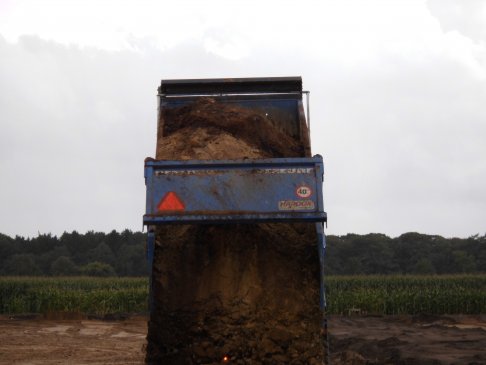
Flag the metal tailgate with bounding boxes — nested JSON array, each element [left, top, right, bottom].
[[143, 156, 326, 225]]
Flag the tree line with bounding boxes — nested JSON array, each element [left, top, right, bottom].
[[0, 230, 484, 276], [0, 230, 148, 277], [326, 232, 485, 275]]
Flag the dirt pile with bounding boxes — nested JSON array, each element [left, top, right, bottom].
[[146, 98, 322, 364], [156, 126, 264, 161], [157, 97, 304, 159]]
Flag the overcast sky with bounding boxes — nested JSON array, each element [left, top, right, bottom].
[[0, 0, 485, 238]]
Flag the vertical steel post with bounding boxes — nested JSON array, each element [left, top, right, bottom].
[[147, 229, 155, 315], [316, 222, 330, 365]]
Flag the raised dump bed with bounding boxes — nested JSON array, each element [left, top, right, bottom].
[[144, 77, 328, 364]]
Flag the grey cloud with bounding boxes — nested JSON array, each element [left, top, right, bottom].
[[1, 31, 485, 238]]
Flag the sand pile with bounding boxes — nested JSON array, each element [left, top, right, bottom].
[[146, 98, 323, 364]]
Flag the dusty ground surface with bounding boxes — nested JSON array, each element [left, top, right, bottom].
[[329, 314, 486, 364], [0, 315, 147, 365], [1, 314, 484, 364]]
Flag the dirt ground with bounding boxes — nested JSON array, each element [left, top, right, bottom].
[[0, 314, 484, 364], [328, 314, 486, 365], [0, 314, 147, 365]]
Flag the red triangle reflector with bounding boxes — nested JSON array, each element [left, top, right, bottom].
[[157, 191, 185, 211]]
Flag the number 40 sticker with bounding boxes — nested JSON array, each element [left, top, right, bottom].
[[296, 185, 312, 198]]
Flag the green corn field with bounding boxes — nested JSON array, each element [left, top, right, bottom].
[[325, 275, 486, 315], [0, 275, 484, 316], [0, 276, 148, 315]]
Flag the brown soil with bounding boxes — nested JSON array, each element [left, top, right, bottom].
[[329, 314, 486, 365], [146, 98, 321, 364], [1, 315, 484, 364], [158, 98, 304, 159], [155, 126, 265, 161], [0, 315, 147, 365], [147, 224, 321, 364]]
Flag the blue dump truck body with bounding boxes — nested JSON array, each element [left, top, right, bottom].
[[144, 77, 329, 364]]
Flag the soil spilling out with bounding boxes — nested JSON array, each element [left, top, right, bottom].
[[146, 98, 322, 364]]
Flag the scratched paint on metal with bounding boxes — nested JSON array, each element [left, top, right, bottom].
[[154, 167, 314, 176], [144, 156, 326, 224]]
